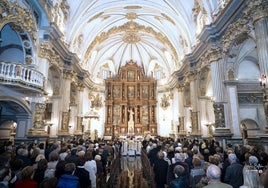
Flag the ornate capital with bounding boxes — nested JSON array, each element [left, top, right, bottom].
[[176, 83, 185, 92], [204, 47, 222, 63], [247, 0, 268, 23], [77, 82, 85, 91], [39, 42, 63, 67], [63, 69, 75, 80], [222, 18, 250, 51]]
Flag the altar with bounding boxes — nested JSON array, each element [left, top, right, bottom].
[[120, 136, 142, 156], [104, 60, 158, 136]]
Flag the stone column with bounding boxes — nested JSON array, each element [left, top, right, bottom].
[[59, 70, 73, 135], [74, 83, 85, 136], [189, 73, 201, 136], [177, 85, 186, 136], [208, 48, 232, 137], [250, 1, 268, 130], [199, 97, 210, 138], [226, 83, 240, 137], [251, 1, 268, 79]]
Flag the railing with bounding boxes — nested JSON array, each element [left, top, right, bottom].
[[0, 61, 44, 89]]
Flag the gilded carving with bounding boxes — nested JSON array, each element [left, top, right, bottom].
[[213, 103, 225, 128], [33, 103, 46, 129], [222, 17, 250, 51], [84, 21, 178, 63], [39, 42, 62, 67], [203, 47, 222, 64], [198, 67, 209, 96], [161, 13, 175, 25], [63, 69, 75, 80], [190, 111, 198, 133], [126, 12, 137, 20], [123, 6, 142, 10], [160, 94, 170, 110], [0, 0, 37, 42], [91, 93, 103, 110], [87, 12, 104, 23], [247, 0, 268, 23], [123, 32, 141, 44], [61, 111, 70, 130]]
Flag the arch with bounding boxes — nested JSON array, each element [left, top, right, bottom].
[[0, 96, 32, 117], [240, 119, 259, 130]]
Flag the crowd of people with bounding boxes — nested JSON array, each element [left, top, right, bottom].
[[144, 137, 268, 188], [0, 138, 118, 188], [0, 136, 268, 188]]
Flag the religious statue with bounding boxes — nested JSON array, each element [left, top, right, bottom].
[[128, 108, 134, 122], [241, 123, 248, 145]]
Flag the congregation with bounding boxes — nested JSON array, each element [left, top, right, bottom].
[[0, 136, 267, 188], [144, 137, 268, 188]]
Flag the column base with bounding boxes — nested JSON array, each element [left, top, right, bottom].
[[213, 128, 233, 137], [178, 130, 187, 136], [28, 128, 47, 135]]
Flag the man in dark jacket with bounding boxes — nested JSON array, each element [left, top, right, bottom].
[[153, 151, 169, 188], [224, 153, 243, 188]]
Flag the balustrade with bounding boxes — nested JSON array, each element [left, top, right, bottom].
[[0, 61, 44, 88]]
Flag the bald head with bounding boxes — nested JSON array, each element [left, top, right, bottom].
[[206, 164, 221, 180]]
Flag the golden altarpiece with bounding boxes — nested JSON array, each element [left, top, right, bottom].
[[104, 60, 157, 136]]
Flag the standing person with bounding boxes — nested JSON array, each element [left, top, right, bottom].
[[15, 166, 38, 188], [95, 155, 104, 188], [169, 165, 188, 188], [57, 163, 80, 188], [153, 151, 169, 188], [224, 153, 243, 188], [74, 157, 90, 188], [190, 157, 205, 188], [33, 158, 48, 184], [203, 164, 232, 188], [84, 151, 97, 188]]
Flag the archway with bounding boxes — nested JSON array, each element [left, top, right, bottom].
[[0, 99, 31, 142], [240, 119, 259, 145]]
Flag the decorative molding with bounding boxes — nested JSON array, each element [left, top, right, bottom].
[[213, 102, 225, 128], [84, 21, 178, 62], [0, 1, 37, 42], [238, 93, 263, 104]]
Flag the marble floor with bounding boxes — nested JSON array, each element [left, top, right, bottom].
[[120, 156, 142, 172]]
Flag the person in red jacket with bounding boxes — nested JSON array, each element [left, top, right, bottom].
[[15, 166, 38, 188]]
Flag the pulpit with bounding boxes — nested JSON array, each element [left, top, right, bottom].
[[104, 60, 157, 136]]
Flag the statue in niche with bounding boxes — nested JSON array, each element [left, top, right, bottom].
[[61, 111, 70, 130], [241, 123, 248, 144], [33, 103, 46, 129], [10, 123, 17, 135], [213, 103, 225, 128], [128, 108, 134, 122]]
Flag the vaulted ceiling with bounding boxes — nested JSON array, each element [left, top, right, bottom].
[[63, 0, 219, 86]]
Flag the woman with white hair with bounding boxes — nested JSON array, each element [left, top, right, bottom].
[[240, 155, 263, 188]]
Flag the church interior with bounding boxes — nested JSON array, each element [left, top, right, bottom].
[[0, 0, 268, 150]]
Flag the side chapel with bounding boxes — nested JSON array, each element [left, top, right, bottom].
[[104, 60, 157, 137]]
